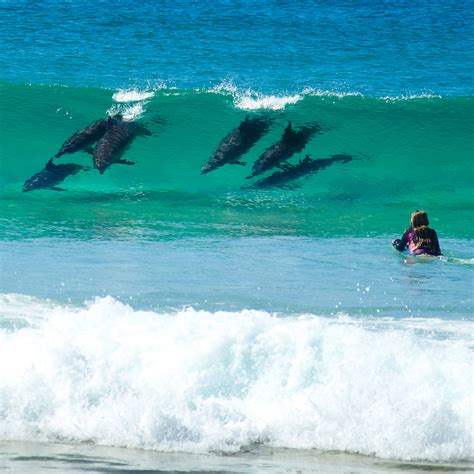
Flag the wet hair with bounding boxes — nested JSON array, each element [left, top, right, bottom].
[[410, 210, 437, 251], [410, 210, 429, 230], [413, 225, 433, 249]]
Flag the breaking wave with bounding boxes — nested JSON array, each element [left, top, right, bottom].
[[0, 294, 472, 461]]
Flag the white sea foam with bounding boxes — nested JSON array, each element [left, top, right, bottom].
[[0, 294, 472, 462], [381, 93, 443, 102], [112, 89, 156, 103], [209, 82, 302, 110], [107, 103, 147, 122], [235, 93, 302, 111], [207, 82, 445, 108], [108, 87, 159, 120], [302, 87, 364, 99]]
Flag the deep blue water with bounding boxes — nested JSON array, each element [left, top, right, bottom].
[[1, 0, 473, 95]]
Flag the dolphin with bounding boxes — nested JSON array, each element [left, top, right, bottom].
[[201, 116, 271, 174], [93, 117, 150, 174], [54, 118, 108, 158], [244, 154, 352, 189], [246, 122, 321, 179], [22, 159, 90, 192]]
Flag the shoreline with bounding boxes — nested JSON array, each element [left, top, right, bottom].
[[1, 441, 472, 473]]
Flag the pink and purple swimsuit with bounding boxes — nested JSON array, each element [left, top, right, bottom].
[[393, 228, 442, 256]]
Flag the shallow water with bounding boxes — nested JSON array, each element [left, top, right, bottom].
[[1, 441, 473, 473]]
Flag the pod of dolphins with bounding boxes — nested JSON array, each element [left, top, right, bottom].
[[23, 115, 150, 192], [201, 116, 354, 189], [23, 113, 353, 192]]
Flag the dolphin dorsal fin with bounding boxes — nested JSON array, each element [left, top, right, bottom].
[[239, 116, 250, 130], [45, 158, 56, 170], [283, 122, 294, 139]]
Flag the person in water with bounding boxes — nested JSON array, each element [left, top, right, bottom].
[[392, 210, 442, 256]]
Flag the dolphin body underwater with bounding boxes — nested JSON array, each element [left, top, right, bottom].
[[246, 154, 353, 189], [54, 118, 109, 158], [247, 122, 321, 179], [22, 159, 89, 192], [93, 117, 151, 174], [201, 116, 271, 174]]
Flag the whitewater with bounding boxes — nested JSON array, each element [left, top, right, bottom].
[[0, 294, 472, 462]]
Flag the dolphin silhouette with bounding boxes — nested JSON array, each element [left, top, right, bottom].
[[201, 116, 271, 174], [22, 159, 90, 192], [93, 117, 150, 174], [247, 122, 321, 179], [55, 118, 108, 158], [245, 154, 352, 189]]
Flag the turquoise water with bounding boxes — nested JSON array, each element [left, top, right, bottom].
[[1, 1, 473, 471], [1, 85, 473, 238]]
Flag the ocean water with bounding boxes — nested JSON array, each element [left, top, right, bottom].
[[1, 1, 473, 472]]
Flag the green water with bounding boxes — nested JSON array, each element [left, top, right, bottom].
[[1, 83, 473, 239]]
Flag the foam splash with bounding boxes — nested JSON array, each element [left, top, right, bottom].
[[107, 103, 147, 122], [208, 82, 446, 105], [112, 89, 156, 103], [209, 82, 302, 110], [381, 93, 443, 102], [108, 88, 159, 121], [235, 93, 302, 111], [0, 295, 472, 462], [302, 87, 364, 99]]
